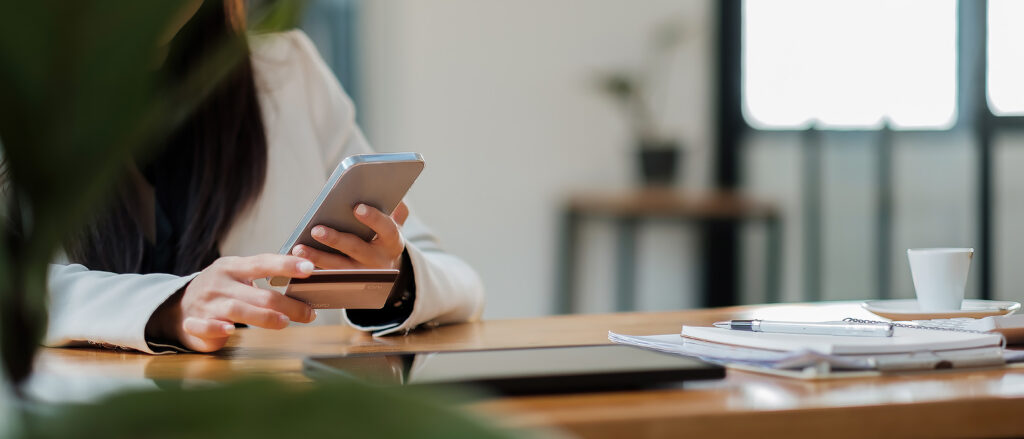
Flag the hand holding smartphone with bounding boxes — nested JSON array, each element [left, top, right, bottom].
[[272, 153, 424, 309]]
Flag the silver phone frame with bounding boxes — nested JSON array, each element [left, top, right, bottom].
[[270, 152, 423, 288], [278, 152, 424, 255]]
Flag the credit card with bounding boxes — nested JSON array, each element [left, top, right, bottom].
[[284, 269, 399, 309]]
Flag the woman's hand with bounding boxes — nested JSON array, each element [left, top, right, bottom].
[[291, 202, 409, 270], [147, 254, 318, 352]]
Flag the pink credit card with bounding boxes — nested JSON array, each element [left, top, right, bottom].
[[283, 269, 399, 309]]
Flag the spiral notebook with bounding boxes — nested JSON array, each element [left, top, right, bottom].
[[679, 325, 1004, 355], [609, 322, 1013, 379]]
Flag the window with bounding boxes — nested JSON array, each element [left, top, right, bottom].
[[742, 0, 958, 130], [987, 0, 1024, 116]]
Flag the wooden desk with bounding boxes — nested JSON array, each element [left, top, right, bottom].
[[34, 302, 1024, 439], [556, 190, 782, 313]]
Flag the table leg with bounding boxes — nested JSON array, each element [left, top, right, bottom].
[[765, 215, 782, 303], [615, 218, 638, 312], [700, 219, 740, 307], [555, 210, 581, 314]]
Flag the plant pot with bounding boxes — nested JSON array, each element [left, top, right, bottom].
[[636, 141, 681, 187]]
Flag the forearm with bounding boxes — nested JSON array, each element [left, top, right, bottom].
[[46, 263, 198, 353], [344, 241, 484, 336], [144, 288, 186, 346], [345, 250, 416, 329]]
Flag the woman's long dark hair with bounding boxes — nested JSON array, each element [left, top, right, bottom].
[[65, 0, 267, 276]]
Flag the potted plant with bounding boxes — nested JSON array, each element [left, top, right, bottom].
[[596, 19, 688, 187]]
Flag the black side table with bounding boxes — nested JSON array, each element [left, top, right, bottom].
[[554, 189, 782, 313]]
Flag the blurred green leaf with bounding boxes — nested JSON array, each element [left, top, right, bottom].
[[0, 0, 314, 386], [596, 72, 635, 101], [0, 3, 524, 438], [0, 0, 193, 386], [22, 377, 528, 439], [250, 0, 309, 33]]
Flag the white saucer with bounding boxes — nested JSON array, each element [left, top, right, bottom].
[[861, 299, 1021, 320]]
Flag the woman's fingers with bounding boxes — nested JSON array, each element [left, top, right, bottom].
[[217, 299, 290, 329], [226, 284, 315, 324], [392, 201, 410, 227], [178, 317, 233, 353], [305, 204, 405, 269], [221, 254, 314, 282], [353, 204, 402, 248], [309, 226, 375, 262], [172, 254, 323, 352], [183, 317, 235, 339], [292, 244, 358, 269]]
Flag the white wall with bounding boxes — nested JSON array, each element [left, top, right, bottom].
[[356, 1, 713, 318], [351, 0, 1024, 317]]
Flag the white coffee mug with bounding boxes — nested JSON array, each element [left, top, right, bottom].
[[907, 248, 974, 311]]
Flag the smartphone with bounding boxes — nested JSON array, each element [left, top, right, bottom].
[[280, 152, 424, 255], [284, 269, 399, 309], [269, 152, 424, 301]]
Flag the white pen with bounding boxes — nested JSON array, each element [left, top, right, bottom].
[[713, 319, 894, 337]]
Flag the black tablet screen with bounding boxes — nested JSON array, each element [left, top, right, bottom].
[[304, 345, 724, 395]]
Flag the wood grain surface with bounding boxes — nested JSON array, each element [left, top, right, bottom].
[[33, 302, 1024, 439]]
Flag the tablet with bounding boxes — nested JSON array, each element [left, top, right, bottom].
[[303, 345, 725, 395]]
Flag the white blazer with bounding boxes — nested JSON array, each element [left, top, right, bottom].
[[43, 30, 485, 354]]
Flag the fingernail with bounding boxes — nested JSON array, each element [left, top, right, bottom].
[[223, 324, 235, 335], [313, 226, 326, 238], [307, 307, 316, 321], [297, 260, 314, 274], [293, 246, 306, 257], [355, 204, 368, 216], [279, 314, 289, 325]]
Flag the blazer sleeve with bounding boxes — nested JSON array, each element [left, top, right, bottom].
[[346, 210, 486, 336], [44, 263, 198, 354], [287, 30, 485, 334]]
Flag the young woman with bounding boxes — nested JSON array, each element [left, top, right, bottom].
[[44, 1, 483, 353]]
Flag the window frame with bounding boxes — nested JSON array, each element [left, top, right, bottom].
[[715, 0, 1021, 304]]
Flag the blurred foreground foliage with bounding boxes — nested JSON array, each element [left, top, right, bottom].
[[0, 1, 525, 438], [0, 0, 189, 387], [23, 378, 521, 439]]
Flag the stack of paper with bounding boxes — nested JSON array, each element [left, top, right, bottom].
[[609, 325, 1011, 378], [681, 325, 1003, 354]]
